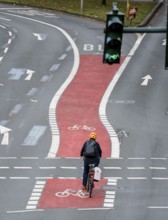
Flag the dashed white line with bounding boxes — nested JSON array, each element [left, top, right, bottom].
[[152, 177, 168, 180], [21, 157, 39, 160], [128, 157, 146, 160], [14, 167, 32, 169], [104, 167, 122, 170], [148, 206, 168, 209], [58, 54, 67, 60], [26, 181, 46, 210], [127, 177, 148, 180], [127, 167, 145, 170], [35, 177, 53, 180], [9, 177, 30, 179], [60, 166, 77, 169], [0, 167, 9, 169], [150, 157, 167, 160]]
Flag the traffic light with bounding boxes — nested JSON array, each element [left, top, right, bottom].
[[103, 7, 124, 65]]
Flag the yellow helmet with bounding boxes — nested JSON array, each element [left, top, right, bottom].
[[89, 132, 97, 140]]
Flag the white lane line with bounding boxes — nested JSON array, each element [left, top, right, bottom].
[[127, 177, 148, 180], [60, 166, 77, 169], [103, 179, 117, 208], [58, 54, 67, 60], [22, 126, 47, 146], [152, 177, 168, 180], [35, 177, 53, 180], [9, 177, 30, 179], [6, 209, 44, 213], [149, 167, 167, 170], [14, 167, 32, 169], [39, 167, 56, 169], [127, 167, 145, 170], [58, 177, 77, 179], [78, 208, 113, 211], [99, 33, 145, 159], [0, 16, 11, 21], [26, 181, 46, 210], [128, 157, 146, 160], [21, 157, 39, 159], [104, 177, 123, 180], [148, 206, 168, 209], [106, 157, 123, 160], [0, 157, 17, 159], [0, 167, 9, 169], [104, 167, 122, 170], [150, 157, 167, 160], [4, 47, 8, 53]]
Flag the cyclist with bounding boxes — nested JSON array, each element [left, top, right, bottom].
[[80, 132, 102, 190]]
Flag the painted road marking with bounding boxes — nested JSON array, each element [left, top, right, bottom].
[[22, 126, 47, 146], [148, 206, 168, 209], [104, 167, 122, 170], [8, 68, 25, 80], [104, 179, 117, 208], [26, 181, 46, 210], [37, 179, 106, 209], [127, 167, 145, 170], [33, 33, 47, 40], [25, 69, 35, 80], [0, 125, 12, 145]]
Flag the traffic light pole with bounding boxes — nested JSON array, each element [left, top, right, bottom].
[[165, 0, 168, 69], [123, 27, 166, 33]]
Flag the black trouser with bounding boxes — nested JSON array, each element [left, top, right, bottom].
[[82, 158, 100, 186]]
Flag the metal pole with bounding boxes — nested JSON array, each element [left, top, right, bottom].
[[81, 0, 84, 14], [165, 0, 168, 69], [126, 0, 130, 19], [123, 27, 166, 33]]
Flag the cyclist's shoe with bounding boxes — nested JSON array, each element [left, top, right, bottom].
[[82, 186, 87, 190]]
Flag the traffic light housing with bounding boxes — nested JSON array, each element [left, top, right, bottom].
[[103, 7, 124, 65]]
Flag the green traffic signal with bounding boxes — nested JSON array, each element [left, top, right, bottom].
[[103, 6, 124, 65], [105, 53, 120, 65]]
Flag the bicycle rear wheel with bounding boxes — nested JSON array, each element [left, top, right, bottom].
[[88, 181, 94, 198]]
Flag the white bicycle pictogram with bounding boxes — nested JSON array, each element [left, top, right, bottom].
[[55, 189, 89, 198], [68, 125, 95, 131]]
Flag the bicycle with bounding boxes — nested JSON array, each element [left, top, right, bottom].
[[86, 164, 95, 198]]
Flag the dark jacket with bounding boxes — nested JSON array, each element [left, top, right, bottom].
[[80, 138, 102, 164]]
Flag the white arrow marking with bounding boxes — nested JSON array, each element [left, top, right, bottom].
[[162, 39, 166, 46], [33, 33, 47, 41], [33, 33, 43, 40], [141, 75, 152, 86], [0, 125, 11, 145], [25, 69, 35, 80]]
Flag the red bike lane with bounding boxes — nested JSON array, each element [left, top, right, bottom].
[[37, 55, 124, 209], [56, 55, 123, 158], [38, 179, 107, 209]]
